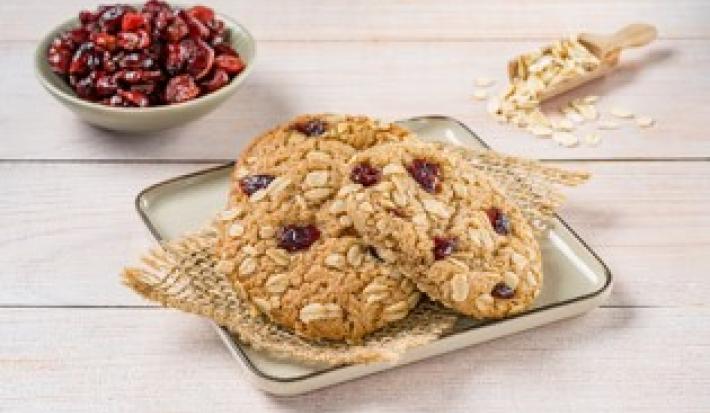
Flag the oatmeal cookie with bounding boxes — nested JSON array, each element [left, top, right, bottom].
[[329, 141, 543, 319], [228, 114, 414, 205], [216, 138, 420, 341]]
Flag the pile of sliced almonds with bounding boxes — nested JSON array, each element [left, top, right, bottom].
[[473, 35, 656, 148]]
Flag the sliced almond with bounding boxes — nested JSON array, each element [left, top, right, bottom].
[[303, 170, 329, 188], [451, 273, 469, 302], [265, 248, 290, 266], [528, 124, 553, 138], [636, 116, 655, 128], [265, 273, 289, 293], [504, 272, 519, 291], [553, 119, 575, 132], [584, 133, 601, 146], [475, 77, 495, 87], [324, 253, 345, 269], [238, 257, 257, 276], [258, 226, 275, 239], [383, 163, 406, 175], [583, 95, 599, 104], [422, 199, 452, 219], [552, 132, 579, 147], [473, 89, 488, 100], [562, 106, 585, 123], [346, 244, 363, 266], [598, 120, 620, 130], [303, 187, 332, 202], [329, 199, 346, 214], [227, 222, 244, 238], [610, 106, 634, 119]]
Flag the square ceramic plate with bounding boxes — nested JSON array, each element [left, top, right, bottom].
[[136, 115, 612, 396]]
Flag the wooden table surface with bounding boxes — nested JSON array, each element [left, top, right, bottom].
[[1, 1, 708, 411]]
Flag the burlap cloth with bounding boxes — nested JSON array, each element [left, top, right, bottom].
[[122, 145, 589, 367]]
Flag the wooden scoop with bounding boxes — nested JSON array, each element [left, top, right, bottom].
[[508, 23, 657, 101]]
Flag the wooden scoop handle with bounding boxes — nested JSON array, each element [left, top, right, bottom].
[[607, 23, 657, 49], [580, 24, 657, 59]]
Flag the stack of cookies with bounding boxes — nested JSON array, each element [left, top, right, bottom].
[[215, 114, 542, 343]]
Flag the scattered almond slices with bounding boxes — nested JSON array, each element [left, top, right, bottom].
[[552, 132, 579, 147], [561, 106, 585, 123], [584, 133, 601, 146], [553, 119, 575, 132], [597, 120, 620, 130], [475, 77, 496, 87], [571, 99, 599, 120], [636, 115, 655, 128], [610, 106, 634, 119], [473, 89, 489, 100], [528, 125, 553, 138], [582, 95, 599, 104]]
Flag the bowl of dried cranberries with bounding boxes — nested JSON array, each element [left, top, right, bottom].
[[35, 1, 255, 133]]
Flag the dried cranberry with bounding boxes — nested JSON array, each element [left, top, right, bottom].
[[186, 5, 215, 24], [214, 54, 245, 74], [407, 159, 441, 193], [106, 93, 129, 106], [200, 68, 229, 92], [119, 52, 154, 69], [121, 12, 147, 32], [433, 236, 457, 260], [91, 32, 117, 51], [47, 46, 72, 74], [151, 9, 172, 34], [130, 82, 157, 95], [79, 10, 97, 25], [118, 89, 150, 107], [295, 119, 327, 136], [491, 282, 515, 299], [73, 75, 96, 99], [213, 43, 237, 57], [116, 69, 162, 84], [239, 174, 275, 196], [184, 38, 214, 80], [95, 73, 118, 96], [350, 162, 381, 187], [63, 28, 90, 48], [99, 5, 134, 34], [142, 0, 172, 14], [69, 43, 100, 75], [165, 74, 200, 103], [277, 225, 321, 252], [179, 10, 210, 39], [164, 16, 189, 42], [485, 208, 511, 235], [165, 42, 185, 75], [117, 30, 150, 50], [207, 19, 225, 36]]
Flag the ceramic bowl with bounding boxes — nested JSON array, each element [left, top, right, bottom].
[[34, 9, 256, 133]]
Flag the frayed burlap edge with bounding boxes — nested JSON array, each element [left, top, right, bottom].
[[122, 227, 458, 367]]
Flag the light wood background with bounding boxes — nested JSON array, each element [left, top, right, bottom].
[[1, 1, 708, 412]]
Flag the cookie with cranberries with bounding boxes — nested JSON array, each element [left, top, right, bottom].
[[329, 141, 543, 320]]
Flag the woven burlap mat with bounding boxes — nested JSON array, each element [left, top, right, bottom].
[[122, 145, 589, 367]]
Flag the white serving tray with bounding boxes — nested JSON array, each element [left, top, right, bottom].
[[136, 115, 612, 396]]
